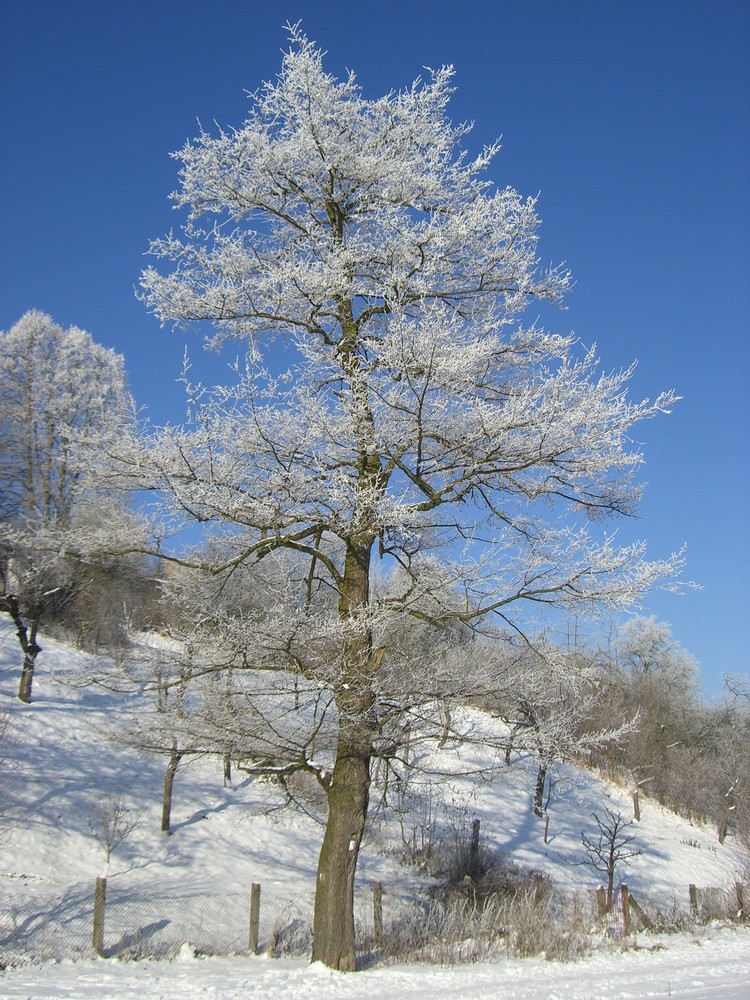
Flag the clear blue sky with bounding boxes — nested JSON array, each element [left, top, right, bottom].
[[2, 1, 748, 694]]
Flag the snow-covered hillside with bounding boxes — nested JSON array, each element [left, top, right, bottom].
[[2, 620, 745, 900], [1, 617, 749, 997]]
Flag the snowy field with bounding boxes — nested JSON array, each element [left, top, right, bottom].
[[1, 928, 748, 999], [1, 620, 749, 997]]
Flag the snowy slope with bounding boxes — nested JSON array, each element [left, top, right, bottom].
[[1, 615, 749, 1000], [1, 617, 746, 909]]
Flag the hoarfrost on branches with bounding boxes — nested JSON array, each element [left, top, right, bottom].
[[0, 311, 145, 700], [120, 25, 687, 970]]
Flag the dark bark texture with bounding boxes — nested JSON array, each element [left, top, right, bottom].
[[0, 594, 42, 703]]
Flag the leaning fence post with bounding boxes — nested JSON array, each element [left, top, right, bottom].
[[627, 892, 653, 932], [249, 882, 261, 954], [620, 883, 630, 936], [92, 876, 107, 956], [373, 881, 383, 949], [543, 813, 550, 844], [689, 883, 698, 918]]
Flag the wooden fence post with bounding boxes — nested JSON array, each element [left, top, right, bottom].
[[92, 876, 107, 956], [249, 882, 261, 954], [627, 892, 653, 932], [596, 886, 608, 918], [689, 883, 698, 918], [632, 790, 641, 822], [620, 883, 630, 936], [468, 818, 480, 879], [543, 813, 550, 844], [373, 881, 383, 949]]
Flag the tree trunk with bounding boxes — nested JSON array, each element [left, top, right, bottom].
[[438, 705, 451, 748], [468, 818, 481, 879], [0, 595, 42, 704], [718, 786, 735, 844], [606, 869, 615, 910], [312, 715, 374, 970], [161, 746, 182, 835], [311, 311, 385, 969], [18, 646, 39, 703], [533, 762, 548, 817], [311, 527, 379, 970], [718, 812, 729, 844], [632, 790, 641, 822]]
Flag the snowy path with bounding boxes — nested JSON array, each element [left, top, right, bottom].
[[1, 928, 748, 1000]]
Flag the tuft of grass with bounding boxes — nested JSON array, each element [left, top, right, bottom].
[[377, 859, 595, 965]]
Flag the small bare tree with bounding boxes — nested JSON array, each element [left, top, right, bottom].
[[580, 807, 641, 908], [89, 794, 141, 876]]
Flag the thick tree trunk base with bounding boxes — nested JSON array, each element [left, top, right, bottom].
[[312, 727, 372, 971]]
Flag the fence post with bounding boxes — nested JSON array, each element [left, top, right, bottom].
[[468, 818, 480, 878], [627, 892, 653, 931], [596, 886, 608, 918], [620, 883, 630, 936], [92, 876, 107, 956], [373, 881, 383, 950], [249, 882, 261, 954], [632, 790, 640, 822], [689, 883, 698, 918], [543, 813, 550, 844]]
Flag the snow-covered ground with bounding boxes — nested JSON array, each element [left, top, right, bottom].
[[1, 929, 749, 999], [1, 619, 749, 997]]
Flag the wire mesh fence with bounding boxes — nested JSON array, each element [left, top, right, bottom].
[[0, 877, 747, 967], [604, 885, 627, 937], [688, 881, 747, 923], [0, 881, 94, 965], [0, 879, 400, 965], [0, 880, 313, 965]]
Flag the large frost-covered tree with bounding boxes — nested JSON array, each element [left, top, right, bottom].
[[0, 310, 136, 701], [133, 27, 683, 970]]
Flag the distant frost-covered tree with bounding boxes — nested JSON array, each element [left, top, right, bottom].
[[590, 617, 702, 804], [713, 677, 750, 848], [0, 310, 137, 701], [127, 27, 685, 969], [486, 640, 633, 818]]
